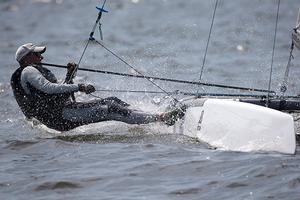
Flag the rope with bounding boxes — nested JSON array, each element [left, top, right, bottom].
[[198, 0, 219, 82], [266, 0, 280, 106], [40, 62, 276, 93], [94, 89, 279, 98]]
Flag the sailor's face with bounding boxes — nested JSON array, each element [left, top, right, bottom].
[[24, 52, 43, 64]]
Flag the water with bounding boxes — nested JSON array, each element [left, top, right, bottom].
[[1, 0, 300, 199]]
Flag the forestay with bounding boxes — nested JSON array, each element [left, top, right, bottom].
[[181, 99, 296, 154]]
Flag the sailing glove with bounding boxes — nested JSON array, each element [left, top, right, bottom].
[[78, 83, 96, 94], [65, 62, 78, 83], [67, 62, 77, 73]]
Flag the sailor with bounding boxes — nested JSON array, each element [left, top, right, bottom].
[[11, 43, 185, 131]]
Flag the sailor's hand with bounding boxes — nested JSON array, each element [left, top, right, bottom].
[[67, 62, 77, 73], [78, 83, 96, 94], [65, 62, 77, 83]]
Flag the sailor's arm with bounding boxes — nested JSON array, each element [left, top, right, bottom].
[[21, 66, 79, 94]]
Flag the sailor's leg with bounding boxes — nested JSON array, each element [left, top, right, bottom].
[[62, 100, 160, 125], [62, 101, 109, 124], [108, 109, 160, 124]]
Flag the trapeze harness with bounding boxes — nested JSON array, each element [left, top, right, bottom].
[[11, 65, 159, 131]]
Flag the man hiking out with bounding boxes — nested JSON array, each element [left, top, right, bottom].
[[11, 43, 185, 131]]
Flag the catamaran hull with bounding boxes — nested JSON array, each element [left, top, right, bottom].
[[176, 98, 296, 154]]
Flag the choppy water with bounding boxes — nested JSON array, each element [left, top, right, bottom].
[[1, 0, 300, 199]]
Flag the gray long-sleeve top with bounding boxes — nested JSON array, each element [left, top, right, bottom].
[[21, 66, 79, 95]]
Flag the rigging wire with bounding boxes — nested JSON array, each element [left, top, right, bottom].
[[74, 40, 91, 79], [279, 14, 300, 97], [40, 62, 276, 93], [76, 0, 107, 77], [279, 42, 294, 98], [65, 0, 107, 102], [198, 0, 219, 82], [266, 0, 281, 106], [94, 89, 285, 98], [92, 39, 180, 103]]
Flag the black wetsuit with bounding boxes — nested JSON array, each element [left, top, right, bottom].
[[11, 65, 159, 131]]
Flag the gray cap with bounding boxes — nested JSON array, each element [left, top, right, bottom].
[[15, 43, 46, 62]]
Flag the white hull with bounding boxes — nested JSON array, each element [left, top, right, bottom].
[[175, 98, 296, 154]]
